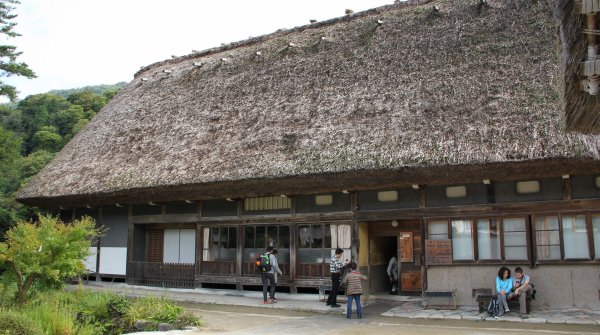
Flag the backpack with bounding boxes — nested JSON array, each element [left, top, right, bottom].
[[487, 296, 500, 318], [255, 253, 272, 273]]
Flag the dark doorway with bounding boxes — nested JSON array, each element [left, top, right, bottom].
[[368, 220, 423, 295], [369, 235, 397, 294]]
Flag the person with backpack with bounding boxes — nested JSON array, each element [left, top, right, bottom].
[[342, 262, 368, 319], [495, 266, 512, 317], [327, 248, 349, 308], [257, 246, 276, 304]]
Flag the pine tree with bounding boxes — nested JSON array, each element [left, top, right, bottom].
[[0, 0, 35, 101]]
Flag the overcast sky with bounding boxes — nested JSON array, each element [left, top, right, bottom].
[[3, 0, 396, 100]]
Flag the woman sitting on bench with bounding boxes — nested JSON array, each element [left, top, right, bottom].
[[495, 266, 512, 317]]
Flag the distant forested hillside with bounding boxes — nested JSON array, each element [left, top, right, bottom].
[[0, 84, 124, 238], [48, 82, 127, 99]]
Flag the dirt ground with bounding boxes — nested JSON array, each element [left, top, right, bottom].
[[174, 303, 600, 335]]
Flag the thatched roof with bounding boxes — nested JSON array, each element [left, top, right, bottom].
[[557, 0, 600, 133], [17, 0, 600, 208]]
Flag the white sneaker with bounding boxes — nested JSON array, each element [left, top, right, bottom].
[[505, 308, 510, 312]]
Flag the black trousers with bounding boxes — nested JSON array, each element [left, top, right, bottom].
[[261, 272, 276, 302], [327, 272, 340, 305]]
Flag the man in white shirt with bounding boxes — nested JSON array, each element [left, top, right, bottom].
[[387, 256, 398, 294]]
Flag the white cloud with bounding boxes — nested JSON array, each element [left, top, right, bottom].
[[4, 0, 396, 100]]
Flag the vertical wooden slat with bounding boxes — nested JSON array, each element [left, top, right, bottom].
[[127, 205, 134, 280], [351, 192, 359, 263], [290, 223, 297, 293], [562, 177, 572, 200], [147, 229, 164, 262]]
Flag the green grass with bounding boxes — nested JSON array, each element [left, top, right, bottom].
[[0, 287, 202, 335]]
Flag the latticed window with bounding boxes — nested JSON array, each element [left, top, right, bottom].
[[202, 227, 237, 262], [297, 223, 351, 277], [244, 196, 291, 211], [146, 229, 164, 262]]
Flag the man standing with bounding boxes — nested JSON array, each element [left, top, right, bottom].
[[511, 267, 534, 318], [259, 246, 276, 304], [327, 248, 349, 308], [387, 255, 398, 294]]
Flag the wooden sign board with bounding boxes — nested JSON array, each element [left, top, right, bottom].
[[399, 232, 413, 262], [425, 239, 452, 265]]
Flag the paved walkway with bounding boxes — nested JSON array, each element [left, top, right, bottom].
[[77, 282, 600, 326]]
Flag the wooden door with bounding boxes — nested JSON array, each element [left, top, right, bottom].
[[398, 221, 422, 292]]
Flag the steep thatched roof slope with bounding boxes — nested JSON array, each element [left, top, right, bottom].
[[18, 0, 600, 207], [557, 0, 600, 133]]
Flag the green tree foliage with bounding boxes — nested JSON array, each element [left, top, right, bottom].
[[31, 125, 62, 152], [0, 87, 118, 238], [51, 104, 84, 136], [0, 215, 101, 304], [47, 82, 125, 98], [18, 94, 70, 151], [0, 0, 36, 101], [0, 104, 23, 133], [19, 149, 53, 181], [67, 91, 106, 115], [0, 126, 22, 194]]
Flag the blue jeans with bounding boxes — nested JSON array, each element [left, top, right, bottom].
[[346, 294, 362, 318]]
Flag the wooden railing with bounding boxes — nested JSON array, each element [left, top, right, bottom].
[[127, 261, 195, 288], [200, 261, 236, 275]]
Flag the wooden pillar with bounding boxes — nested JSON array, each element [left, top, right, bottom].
[[236, 223, 243, 291], [290, 222, 297, 293], [126, 205, 133, 283], [562, 176, 572, 201], [96, 206, 102, 280], [195, 202, 202, 283], [351, 192, 359, 263], [418, 188, 426, 208]]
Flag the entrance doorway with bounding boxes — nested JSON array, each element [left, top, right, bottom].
[[368, 220, 423, 295]]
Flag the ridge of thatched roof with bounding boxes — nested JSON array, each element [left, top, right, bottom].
[[17, 0, 600, 207], [557, 0, 600, 133]]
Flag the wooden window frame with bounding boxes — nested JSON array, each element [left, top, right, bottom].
[[425, 215, 531, 264], [202, 226, 238, 262], [532, 213, 596, 264]]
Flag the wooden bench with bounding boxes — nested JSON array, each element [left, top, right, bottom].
[[474, 288, 533, 314], [423, 290, 457, 309]]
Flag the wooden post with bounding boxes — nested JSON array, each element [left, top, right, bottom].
[[96, 207, 102, 281], [126, 205, 133, 283], [236, 224, 243, 291], [562, 176, 572, 201], [351, 192, 359, 263], [289, 222, 297, 293]]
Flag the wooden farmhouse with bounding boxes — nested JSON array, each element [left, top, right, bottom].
[[17, 0, 600, 308]]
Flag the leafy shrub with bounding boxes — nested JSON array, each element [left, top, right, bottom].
[[0, 309, 44, 335], [107, 294, 130, 318], [174, 311, 203, 329], [125, 295, 201, 330]]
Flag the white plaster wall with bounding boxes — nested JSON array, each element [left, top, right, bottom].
[[426, 264, 600, 308], [98, 247, 127, 275], [84, 247, 97, 272]]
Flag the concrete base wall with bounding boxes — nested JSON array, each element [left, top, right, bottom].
[[426, 264, 600, 308]]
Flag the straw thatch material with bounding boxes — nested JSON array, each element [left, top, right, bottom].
[[557, 0, 600, 133], [17, 0, 600, 207]]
